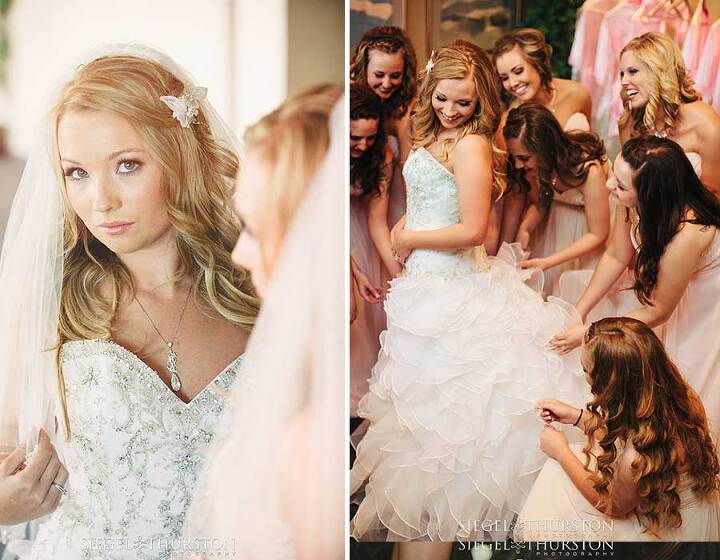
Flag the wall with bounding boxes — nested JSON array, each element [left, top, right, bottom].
[[5, 0, 233, 158], [288, 0, 344, 95]]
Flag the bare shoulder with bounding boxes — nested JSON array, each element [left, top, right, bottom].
[[583, 159, 607, 181], [673, 218, 716, 249], [680, 100, 720, 132], [454, 134, 491, 158], [556, 78, 591, 104]]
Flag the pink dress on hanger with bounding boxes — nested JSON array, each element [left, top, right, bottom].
[[568, 0, 619, 125], [681, 0, 711, 79], [695, 19, 720, 109]]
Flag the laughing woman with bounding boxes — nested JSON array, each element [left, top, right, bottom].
[[617, 32, 720, 195]]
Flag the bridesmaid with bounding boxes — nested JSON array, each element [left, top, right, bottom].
[[618, 32, 720, 195], [350, 26, 418, 238], [493, 28, 592, 131], [350, 25, 418, 164], [552, 136, 720, 438], [519, 317, 720, 541], [503, 103, 610, 297], [350, 82, 394, 416], [493, 28, 593, 256]]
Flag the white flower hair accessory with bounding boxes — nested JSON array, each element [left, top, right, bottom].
[[160, 86, 207, 128], [425, 51, 435, 74]]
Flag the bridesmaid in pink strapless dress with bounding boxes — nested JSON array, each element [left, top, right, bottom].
[[350, 84, 398, 416], [552, 137, 720, 439], [503, 106, 610, 298]]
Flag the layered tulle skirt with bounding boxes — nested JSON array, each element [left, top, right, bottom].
[[350, 244, 590, 541]]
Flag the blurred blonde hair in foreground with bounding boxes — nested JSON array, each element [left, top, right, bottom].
[[243, 83, 342, 271], [184, 83, 344, 560]]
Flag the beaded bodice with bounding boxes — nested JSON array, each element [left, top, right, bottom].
[[402, 148, 476, 276], [29, 339, 242, 560]]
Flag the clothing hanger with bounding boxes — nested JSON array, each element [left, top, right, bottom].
[[634, 0, 688, 23]]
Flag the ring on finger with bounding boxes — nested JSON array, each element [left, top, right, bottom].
[[52, 481, 68, 496]]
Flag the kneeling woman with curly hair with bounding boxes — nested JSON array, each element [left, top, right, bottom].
[[517, 317, 720, 541]]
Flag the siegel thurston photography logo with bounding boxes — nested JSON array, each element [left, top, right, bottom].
[[458, 540, 616, 554], [456, 519, 616, 558], [68, 535, 238, 557]]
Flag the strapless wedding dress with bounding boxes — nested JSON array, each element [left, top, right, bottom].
[[350, 147, 589, 542], [27, 339, 244, 560]]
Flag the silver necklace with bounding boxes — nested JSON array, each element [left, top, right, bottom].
[[652, 126, 670, 139], [134, 287, 192, 393]]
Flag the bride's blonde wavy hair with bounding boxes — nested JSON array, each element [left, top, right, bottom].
[[412, 43, 506, 197], [52, 55, 260, 437], [582, 317, 719, 535], [618, 32, 699, 136], [242, 83, 343, 273]]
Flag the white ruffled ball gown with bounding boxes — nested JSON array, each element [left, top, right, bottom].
[[350, 147, 590, 542]]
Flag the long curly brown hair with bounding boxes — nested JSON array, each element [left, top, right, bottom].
[[621, 136, 720, 305], [503, 103, 606, 205], [618, 32, 699, 137], [350, 25, 417, 120], [582, 317, 719, 534], [492, 28, 553, 107], [412, 42, 506, 197], [350, 83, 388, 198]]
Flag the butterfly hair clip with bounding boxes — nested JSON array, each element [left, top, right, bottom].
[[160, 86, 207, 128]]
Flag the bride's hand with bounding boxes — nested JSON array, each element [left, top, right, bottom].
[[390, 214, 406, 248], [550, 324, 586, 354], [0, 430, 69, 524], [391, 215, 411, 265]]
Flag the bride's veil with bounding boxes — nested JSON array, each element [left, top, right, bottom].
[[185, 98, 345, 560], [0, 43, 241, 450]]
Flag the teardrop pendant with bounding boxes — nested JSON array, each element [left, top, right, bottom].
[[167, 345, 181, 392], [170, 371, 182, 392]]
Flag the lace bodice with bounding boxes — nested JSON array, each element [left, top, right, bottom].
[[29, 339, 243, 560], [402, 148, 476, 276], [404, 148, 460, 231]]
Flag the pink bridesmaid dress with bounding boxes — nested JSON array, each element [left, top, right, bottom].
[[530, 113, 608, 297], [516, 440, 720, 541], [634, 220, 720, 440], [350, 187, 390, 416]]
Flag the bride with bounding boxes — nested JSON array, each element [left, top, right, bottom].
[[0, 45, 258, 558], [349, 42, 588, 556]]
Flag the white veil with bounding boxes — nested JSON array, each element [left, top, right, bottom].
[[0, 44, 241, 450], [185, 97, 345, 560]]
